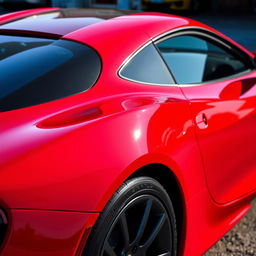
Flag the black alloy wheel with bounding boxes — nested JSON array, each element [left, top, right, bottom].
[[83, 177, 177, 256]]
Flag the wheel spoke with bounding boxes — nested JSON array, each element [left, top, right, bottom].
[[157, 252, 171, 256], [99, 180, 176, 256], [142, 213, 166, 249], [119, 212, 130, 248], [133, 199, 152, 245], [104, 241, 118, 256]]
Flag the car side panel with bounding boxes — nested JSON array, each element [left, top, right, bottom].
[[181, 71, 256, 204], [1, 209, 99, 256], [1, 77, 252, 255], [0, 79, 201, 212]]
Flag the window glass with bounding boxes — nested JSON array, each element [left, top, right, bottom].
[[120, 43, 174, 85], [0, 35, 101, 112], [157, 35, 248, 84]]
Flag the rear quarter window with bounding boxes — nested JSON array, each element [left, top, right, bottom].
[[119, 43, 175, 85], [0, 35, 101, 112]]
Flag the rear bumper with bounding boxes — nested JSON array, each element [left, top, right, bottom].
[[0, 209, 99, 256]]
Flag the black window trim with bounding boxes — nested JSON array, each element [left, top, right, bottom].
[[118, 41, 176, 86], [153, 26, 255, 86]]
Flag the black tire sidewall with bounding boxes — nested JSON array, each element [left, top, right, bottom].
[[83, 177, 177, 256]]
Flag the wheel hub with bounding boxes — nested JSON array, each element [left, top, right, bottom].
[[125, 244, 140, 256]]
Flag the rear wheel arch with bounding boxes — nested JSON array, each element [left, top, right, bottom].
[[83, 162, 186, 255]]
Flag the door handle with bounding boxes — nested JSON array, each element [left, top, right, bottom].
[[195, 113, 208, 129]]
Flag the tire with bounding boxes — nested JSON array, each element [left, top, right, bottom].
[[83, 177, 177, 256]]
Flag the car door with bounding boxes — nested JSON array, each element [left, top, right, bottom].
[[155, 31, 256, 204]]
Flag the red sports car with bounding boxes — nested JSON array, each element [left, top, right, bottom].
[[0, 7, 255, 256]]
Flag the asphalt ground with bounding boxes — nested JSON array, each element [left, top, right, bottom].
[[0, 5, 256, 255], [205, 199, 256, 256]]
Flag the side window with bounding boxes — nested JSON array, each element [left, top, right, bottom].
[[119, 43, 175, 85], [0, 35, 101, 112], [156, 35, 249, 84]]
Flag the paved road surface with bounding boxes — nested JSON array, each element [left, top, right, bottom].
[[205, 199, 256, 256]]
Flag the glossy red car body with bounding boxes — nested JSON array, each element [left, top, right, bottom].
[[0, 7, 255, 256]]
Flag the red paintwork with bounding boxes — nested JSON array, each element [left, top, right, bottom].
[[181, 74, 256, 204], [2, 209, 98, 256], [0, 8, 60, 25], [0, 8, 255, 256]]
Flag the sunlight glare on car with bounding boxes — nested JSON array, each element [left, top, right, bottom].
[[133, 128, 142, 141]]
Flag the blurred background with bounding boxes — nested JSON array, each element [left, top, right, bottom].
[[0, 0, 256, 13], [0, 0, 256, 52]]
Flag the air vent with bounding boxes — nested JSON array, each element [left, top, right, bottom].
[[0, 209, 8, 249]]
